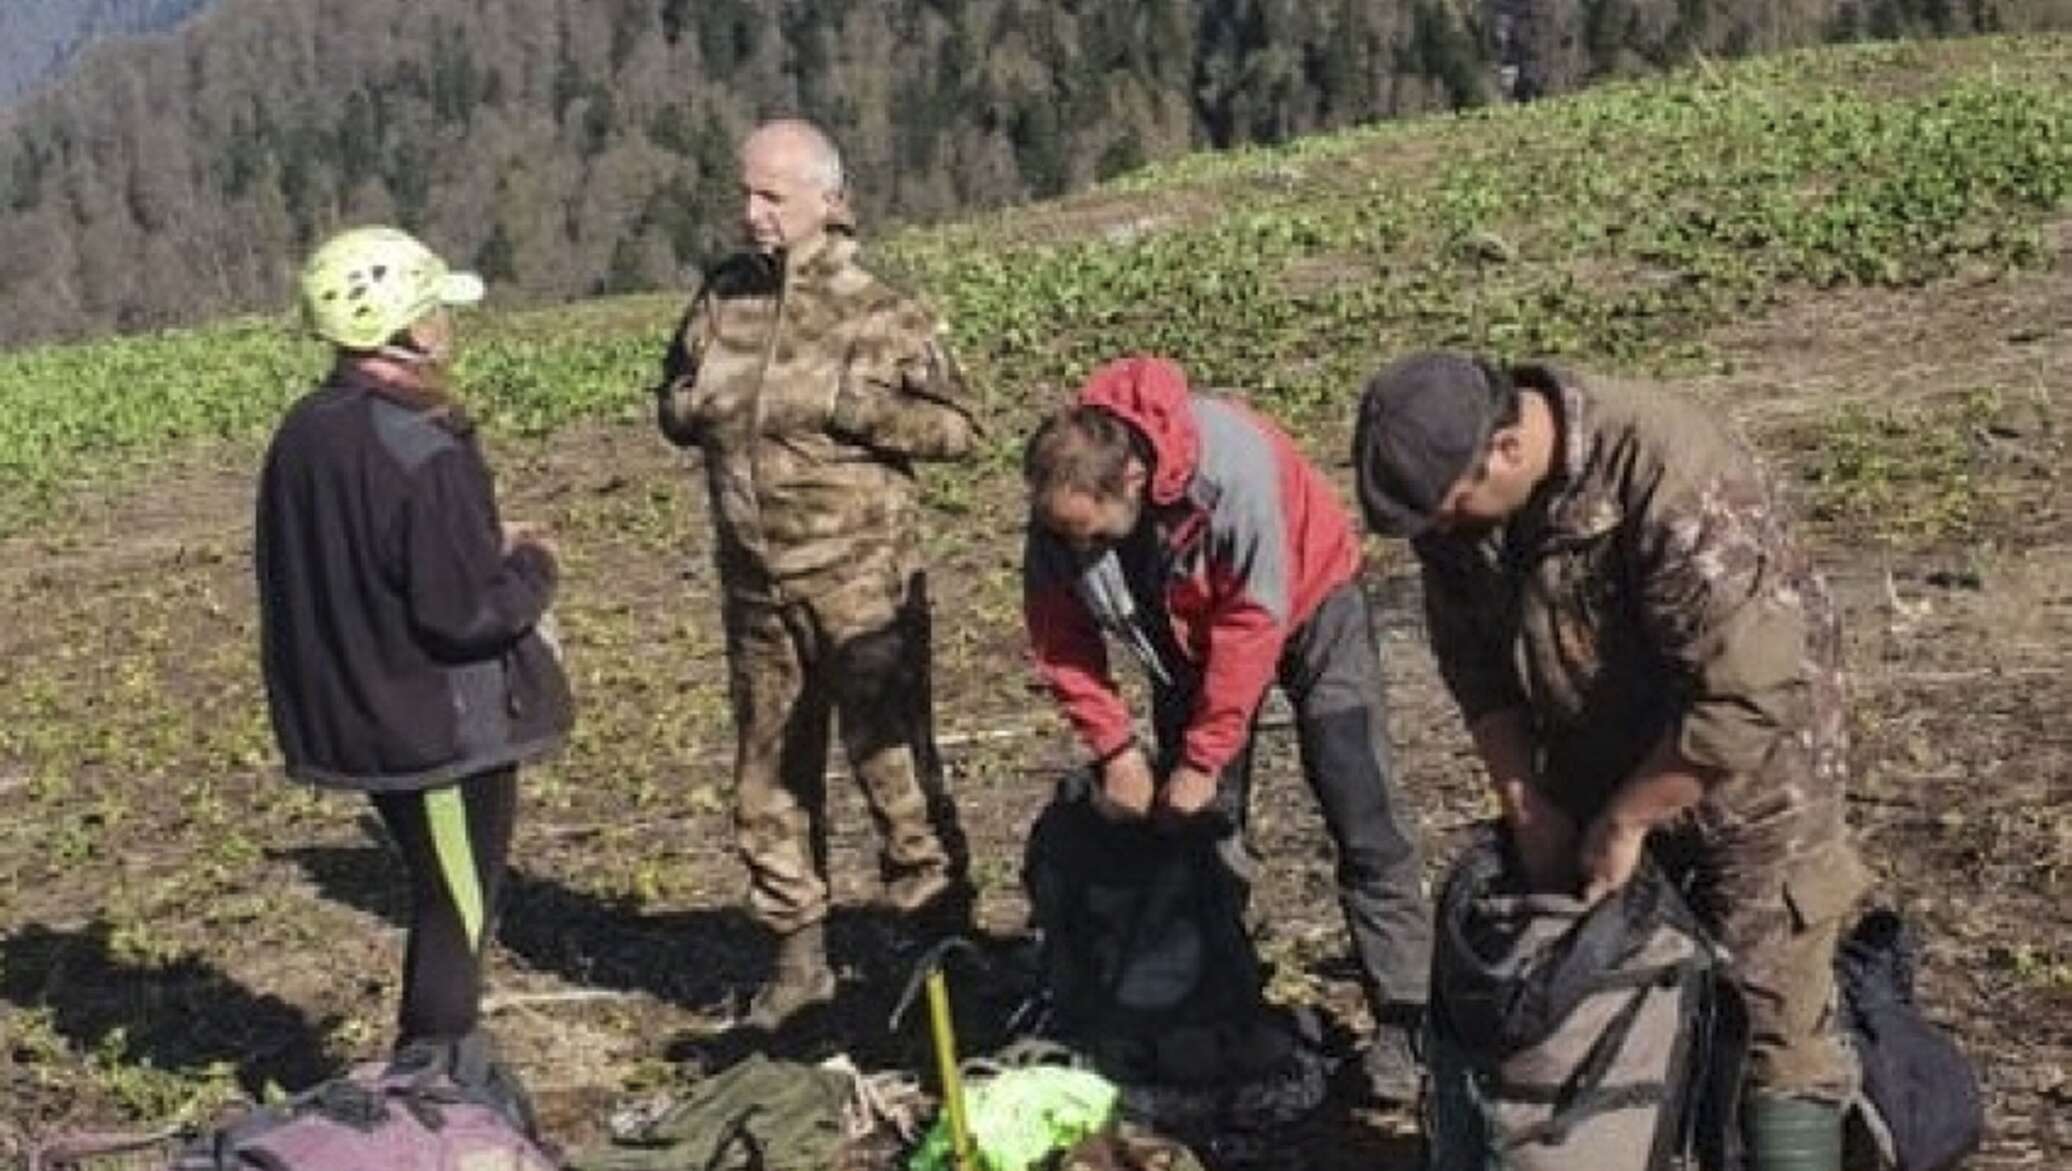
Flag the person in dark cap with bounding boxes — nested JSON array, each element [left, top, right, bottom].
[[1023, 354, 1433, 1105], [1352, 351, 1872, 1171]]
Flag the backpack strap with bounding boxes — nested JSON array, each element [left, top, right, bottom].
[[699, 1105, 769, 1171], [388, 1088, 453, 1133], [1504, 1081, 1671, 1148], [309, 1077, 393, 1130], [1662, 959, 1728, 1171], [1491, 974, 1658, 1120], [386, 1032, 544, 1140], [1494, 937, 1718, 1155], [196, 1117, 298, 1171]]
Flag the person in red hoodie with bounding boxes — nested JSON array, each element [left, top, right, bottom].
[[1022, 355, 1433, 1104]]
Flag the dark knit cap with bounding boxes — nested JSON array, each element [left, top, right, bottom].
[[1352, 351, 1511, 537]]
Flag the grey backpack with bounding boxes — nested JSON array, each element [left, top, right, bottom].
[[1427, 827, 1745, 1171]]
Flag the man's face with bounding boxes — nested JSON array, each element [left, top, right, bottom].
[[1429, 429, 1536, 535], [1037, 485, 1143, 558], [739, 133, 834, 255]]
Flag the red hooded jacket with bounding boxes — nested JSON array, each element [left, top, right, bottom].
[[1023, 357, 1362, 773]]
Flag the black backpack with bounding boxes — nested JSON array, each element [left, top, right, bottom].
[[1022, 771, 1266, 1084], [1836, 910, 1983, 1171], [1020, 772, 1331, 1146]]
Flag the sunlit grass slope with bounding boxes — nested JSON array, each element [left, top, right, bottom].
[[2, 35, 2067, 523]]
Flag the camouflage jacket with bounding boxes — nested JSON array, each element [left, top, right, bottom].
[[1414, 367, 1851, 837], [655, 229, 977, 589]]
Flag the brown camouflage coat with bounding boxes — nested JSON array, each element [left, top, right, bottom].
[[1414, 368, 1867, 935], [655, 228, 978, 592], [653, 228, 974, 932]]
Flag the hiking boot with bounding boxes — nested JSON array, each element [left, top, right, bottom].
[[387, 1029, 543, 1140], [1357, 1020, 1425, 1107], [885, 870, 976, 939], [743, 922, 836, 1032]]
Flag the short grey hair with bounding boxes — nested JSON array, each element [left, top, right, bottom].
[[747, 118, 846, 197]]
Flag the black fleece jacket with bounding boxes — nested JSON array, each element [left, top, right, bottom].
[[255, 367, 573, 790]]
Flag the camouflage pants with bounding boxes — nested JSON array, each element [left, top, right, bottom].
[[722, 567, 967, 934], [1559, 594, 1870, 1100], [1654, 808, 1872, 1100]]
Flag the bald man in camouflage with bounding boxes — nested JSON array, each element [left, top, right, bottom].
[[654, 119, 979, 1030]]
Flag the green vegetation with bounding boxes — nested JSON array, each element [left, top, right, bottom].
[[897, 39, 2071, 430], [1807, 389, 2002, 543], [4, 37, 2068, 528], [0, 304, 672, 525]]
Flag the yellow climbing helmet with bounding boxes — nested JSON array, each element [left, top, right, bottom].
[[298, 226, 484, 350]]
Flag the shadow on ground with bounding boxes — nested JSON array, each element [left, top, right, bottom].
[[274, 843, 1422, 1168], [279, 843, 762, 1008], [277, 843, 1037, 1068], [0, 918, 342, 1096]]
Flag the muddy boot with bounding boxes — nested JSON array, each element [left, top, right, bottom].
[[1746, 1094, 1844, 1171], [744, 922, 836, 1032], [885, 869, 976, 942]]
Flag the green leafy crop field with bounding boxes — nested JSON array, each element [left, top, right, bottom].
[[1, 35, 2067, 1169], [4, 37, 2067, 526]]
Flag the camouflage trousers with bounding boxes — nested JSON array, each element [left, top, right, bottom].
[[1651, 803, 1873, 1100], [722, 566, 967, 934], [1550, 609, 1871, 1101]]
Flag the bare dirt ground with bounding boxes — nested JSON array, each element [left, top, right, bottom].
[[0, 242, 2065, 1168]]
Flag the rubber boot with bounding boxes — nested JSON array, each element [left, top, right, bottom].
[[1745, 1093, 1844, 1171], [744, 921, 836, 1031]]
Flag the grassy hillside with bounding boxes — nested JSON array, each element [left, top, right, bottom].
[[4, 36, 2068, 526], [13, 0, 2054, 349], [1, 35, 2067, 1168]]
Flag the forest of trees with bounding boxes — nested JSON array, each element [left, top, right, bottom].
[[0, 0, 2063, 347]]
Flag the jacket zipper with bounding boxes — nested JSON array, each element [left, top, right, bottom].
[[744, 255, 791, 570]]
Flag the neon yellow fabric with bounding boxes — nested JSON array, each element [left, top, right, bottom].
[[424, 785, 486, 948], [907, 1067, 1118, 1171]]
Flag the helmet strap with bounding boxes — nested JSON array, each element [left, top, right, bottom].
[[375, 341, 437, 366]]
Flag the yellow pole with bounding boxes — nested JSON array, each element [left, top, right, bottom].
[[926, 968, 978, 1171]]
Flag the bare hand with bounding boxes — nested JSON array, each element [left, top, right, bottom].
[[1093, 748, 1155, 822], [1503, 781, 1580, 894], [662, 374, 724, 424], [503, 521, 556, 561], [1157, 765, 1219, 821], [1578, 815, 1648, 906]]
